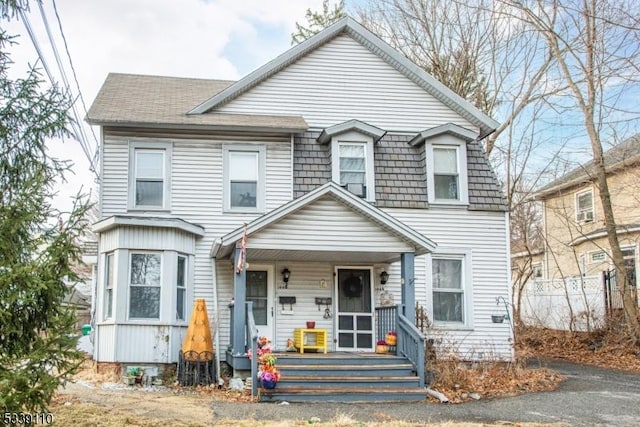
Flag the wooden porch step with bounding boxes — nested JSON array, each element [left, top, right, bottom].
[[260, 387, 427, 403], [275, 353, 404, 366], [278, 363, 415, 377], [277, 375, 421, 389]]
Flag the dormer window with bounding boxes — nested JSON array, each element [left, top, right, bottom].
[[319, 120, 385, 202], [338, 142, 367, 198], [410, 123, 475, 206]]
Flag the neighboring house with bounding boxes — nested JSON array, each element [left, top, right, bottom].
[[518, 135, 640, 330], [86, 17, 511, 375]]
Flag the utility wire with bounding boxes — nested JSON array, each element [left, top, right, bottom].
[[23, 3, 99, 179], [51, 0, 100, 150]]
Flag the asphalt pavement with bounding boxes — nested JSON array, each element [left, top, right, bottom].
[[210, 360, 640, 426]]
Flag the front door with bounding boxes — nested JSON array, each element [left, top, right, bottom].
[[246, 267, 274, 340], [335, 268, 374, 351]]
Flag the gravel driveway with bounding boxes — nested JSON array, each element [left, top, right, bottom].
[[210, 360, 640, 426]]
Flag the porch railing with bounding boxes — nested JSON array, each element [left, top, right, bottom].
[[375, 305, 426, 387], [396, 306, 426, 387], [246, 301, 258, 398]]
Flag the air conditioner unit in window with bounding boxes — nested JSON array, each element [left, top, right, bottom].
[[345, 183, 366, 198], [577, 211, 594, 223]]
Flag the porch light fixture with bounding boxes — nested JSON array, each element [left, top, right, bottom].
[[282, 268, 291, 284], [380, 271, 389, 285]]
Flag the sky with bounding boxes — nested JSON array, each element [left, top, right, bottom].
[[3, 0, 350, 213]]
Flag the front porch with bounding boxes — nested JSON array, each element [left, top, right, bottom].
[[211, 184, 437, 398]]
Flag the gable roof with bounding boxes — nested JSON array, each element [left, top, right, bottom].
[[210, 181, 437, 259], [317, 119, 386, 144], [188, 17, 498, 139], [86, 73, 308, 132], [409, 123, 478, 146], [534, 134, 640, 199]]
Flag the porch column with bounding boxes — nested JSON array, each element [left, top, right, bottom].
[[232, 246, 247, 355], [400, 252, 415, 323]]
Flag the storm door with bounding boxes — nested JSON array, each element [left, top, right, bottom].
[[246, 269, 274, 339], [335, 268, 374, 351]]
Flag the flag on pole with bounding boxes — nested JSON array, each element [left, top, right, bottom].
[[235, 224, 247, 274]]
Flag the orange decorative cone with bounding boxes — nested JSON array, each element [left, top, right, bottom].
[[182, 299, 214, 360]]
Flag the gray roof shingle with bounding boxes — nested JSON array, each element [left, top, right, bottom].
[[535, 134, 640, 198], [293, 132, 506, 211], [86, 73, 308, 131]]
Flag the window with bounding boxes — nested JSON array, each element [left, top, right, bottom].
[[432, 257, 464, 323], [330, 132, 375, 200], [129, 253, 162, 319], [532, 262, 543, 279], [426, 141, 469, 205], [176, 255, 186, 321], [589, 250, 606, 263], [104, 253, 114, 319], [129, 142, 171, 210], [576, 189, 594, 223], [339, 143, 367, 197], [223, 145, 265, 212], [433, 147, 459, 200]]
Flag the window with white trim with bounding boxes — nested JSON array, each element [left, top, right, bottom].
[[589, 250, 606, 263], [104, 253, 114, 319], [129, 252, 162, 319], [425, 141, 469, 205], [575, 189, 594, 223], [129, 142, 172, 210], [331, 131, 375, 201], [532, 262, 543, 279], [223, 145, 265, 212], [432, 256, 466, 323], [176, 255, 187, 321]]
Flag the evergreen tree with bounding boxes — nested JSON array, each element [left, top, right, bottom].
[[0, 6, 90, 410]]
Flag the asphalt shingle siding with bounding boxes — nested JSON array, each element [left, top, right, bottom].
[[293, 132, 506, 211], [467, 140, 507, 211]]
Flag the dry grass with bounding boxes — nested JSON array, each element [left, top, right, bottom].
[[427, 357, 562, 403], [516, 325, 640, 373]]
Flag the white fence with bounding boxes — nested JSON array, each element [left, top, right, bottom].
[[518, 275, 606, 331]]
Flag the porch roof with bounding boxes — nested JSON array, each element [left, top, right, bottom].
[[210, 182, 437, 263]]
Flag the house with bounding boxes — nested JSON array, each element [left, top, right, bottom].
[[86, 17, 511, 383], [517, 135, 640, 330]]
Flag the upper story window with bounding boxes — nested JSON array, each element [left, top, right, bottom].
[[575, 189, 594, 223], [129, 141, 172, 210], [433, 147, 459, 200], [223, 145, 266, 212], [330, 131, 376, 201], [425, 141, 469, 205], [532, 262, 543, 279]]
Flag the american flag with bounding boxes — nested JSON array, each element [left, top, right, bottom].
[[235, 224, 247, 274]]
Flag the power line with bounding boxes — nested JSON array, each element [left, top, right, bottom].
[[51, 0, 100, 151]]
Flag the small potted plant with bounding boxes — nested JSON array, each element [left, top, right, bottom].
[[248, 336, 281, 389], [375, 339, 388, 354], [385, 331, 397, 346]]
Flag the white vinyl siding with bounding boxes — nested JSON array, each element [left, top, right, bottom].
[[388, 208, 511, 360], [216, 35, 476, 132]]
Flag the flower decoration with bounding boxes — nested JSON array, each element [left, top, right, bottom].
[[249, 336, 281, 386], [376, 339, 387, 345]]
